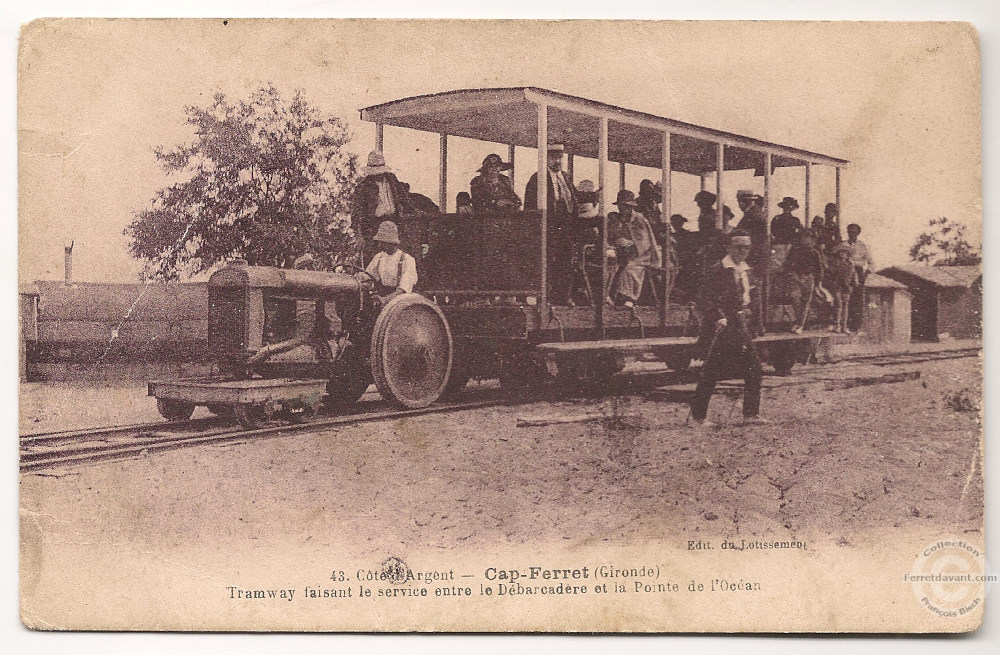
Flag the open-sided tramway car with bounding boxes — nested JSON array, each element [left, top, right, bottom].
[[150, 87, 849, 425]]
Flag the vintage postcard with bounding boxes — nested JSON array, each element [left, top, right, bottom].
[[18, 19, 985, 632]]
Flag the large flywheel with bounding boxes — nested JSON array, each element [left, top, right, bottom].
[[370, 293, 453, 409]]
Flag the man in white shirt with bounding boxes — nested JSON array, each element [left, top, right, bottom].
[[363, 221, 418, 299], [689, 230, 766, 426], [845, 223, 874, 331]]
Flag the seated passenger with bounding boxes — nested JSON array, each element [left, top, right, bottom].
[[363, 221, 418, 300], [470, 154, 521, 213], [609, 190, 660, 308], [401, 182, 440, 215], [456, 191, 473, 215]]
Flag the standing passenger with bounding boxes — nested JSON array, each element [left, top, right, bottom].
[[735, 190, 768, 271], [784, 230, 824, 333], [524, 144, 577, 305], [771, 197, 804, 245], [826, 244, 859, 333], [351, 151, 411, 262], [845, 223, 875, 332], [694, 190, 718, 235], [689, 230, 766, 426]]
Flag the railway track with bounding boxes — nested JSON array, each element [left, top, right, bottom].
[[21, 346, 978, 473], [20, 396, 505, 473]]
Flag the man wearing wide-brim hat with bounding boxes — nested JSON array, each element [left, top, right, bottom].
[[524, 143, 578, 305], [351, 151, 413, 261], [361, 220, 418, 299], [470, 153, 521, 214], [735, 189, 768, 270], [770, 196, 804, 245], [609, 190, 661, 307]]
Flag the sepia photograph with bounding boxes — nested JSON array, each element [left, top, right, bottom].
[[14, 12, 989, 638]]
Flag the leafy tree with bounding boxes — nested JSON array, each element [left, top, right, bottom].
[[126, 85, 359, 280], [908, 216, 981, 267]]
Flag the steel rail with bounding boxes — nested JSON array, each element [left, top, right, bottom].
[[20, 398, 504, 473]]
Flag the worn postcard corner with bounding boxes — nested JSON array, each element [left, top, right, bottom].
[[18, 18, 985, 633]]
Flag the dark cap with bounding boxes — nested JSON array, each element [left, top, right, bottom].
[[613, 190, 638, 207], [694, 190, 717, 206]]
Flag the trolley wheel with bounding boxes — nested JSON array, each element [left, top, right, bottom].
[[769, 342, 798, 376], [499, 350, 550, 396], [206, 404, 235, 418], [326, 345, 372, 409], [233, 404, 266, 429], [156, 398, 195, 421], [287, 400, 320, 424], [370, 293, 453, 409], [440, 354, 472, 400]]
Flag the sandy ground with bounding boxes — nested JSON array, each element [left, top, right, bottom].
[[18, 343, 984, 631], [21, 352, 982, 550]]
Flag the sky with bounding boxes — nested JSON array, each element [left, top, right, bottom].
[[17, 19, 982, 283]]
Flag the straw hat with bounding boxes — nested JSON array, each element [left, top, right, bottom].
[[373, 220, 401, 245], [577, 179, 597, 194], [362, 151, 393, 177], [778, 197, 799, 210]]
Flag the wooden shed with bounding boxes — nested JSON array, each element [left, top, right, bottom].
[[877, 265, 982, 341], [860, 273, 911, 344]]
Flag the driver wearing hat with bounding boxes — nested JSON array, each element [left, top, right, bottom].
[[362, 221, 418, 298]]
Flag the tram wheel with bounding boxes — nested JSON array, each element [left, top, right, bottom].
[[440, 354, 472, 400], [206, 403, 234, 418], [370, 293, 453, 409], [499, 351, 550, 396], [156, 398, 195, 421], [233, 404, 266, 429], [769, 343, 798, 376]]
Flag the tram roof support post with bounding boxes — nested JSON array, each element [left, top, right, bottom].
[[660, 131, 672, 327], [763, 152, 772, 314], [716, 143, 724, 230], [567, 153, 575, 188], [375, 122, 384, 152], [619, 161, 626, 191], [508, 143, 516, 185], [438, 133, 448, 213], [804, 161, 812, 233], [835, 165, 842, 237], [537, 103, 548, 314], [597, 116, 609, 337]]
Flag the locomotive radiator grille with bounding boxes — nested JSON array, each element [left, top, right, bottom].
[[208, 287, 248, 362]]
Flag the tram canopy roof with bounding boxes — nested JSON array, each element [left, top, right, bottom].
[[360, 87, 848, 176]]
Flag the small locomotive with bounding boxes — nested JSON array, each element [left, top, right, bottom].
[[149, 259, 453, 427]]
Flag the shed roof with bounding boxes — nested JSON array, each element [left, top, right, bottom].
[[864, 273, 908, 289], [360, 87, 849, 175], [879, 265, 982, 289]]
